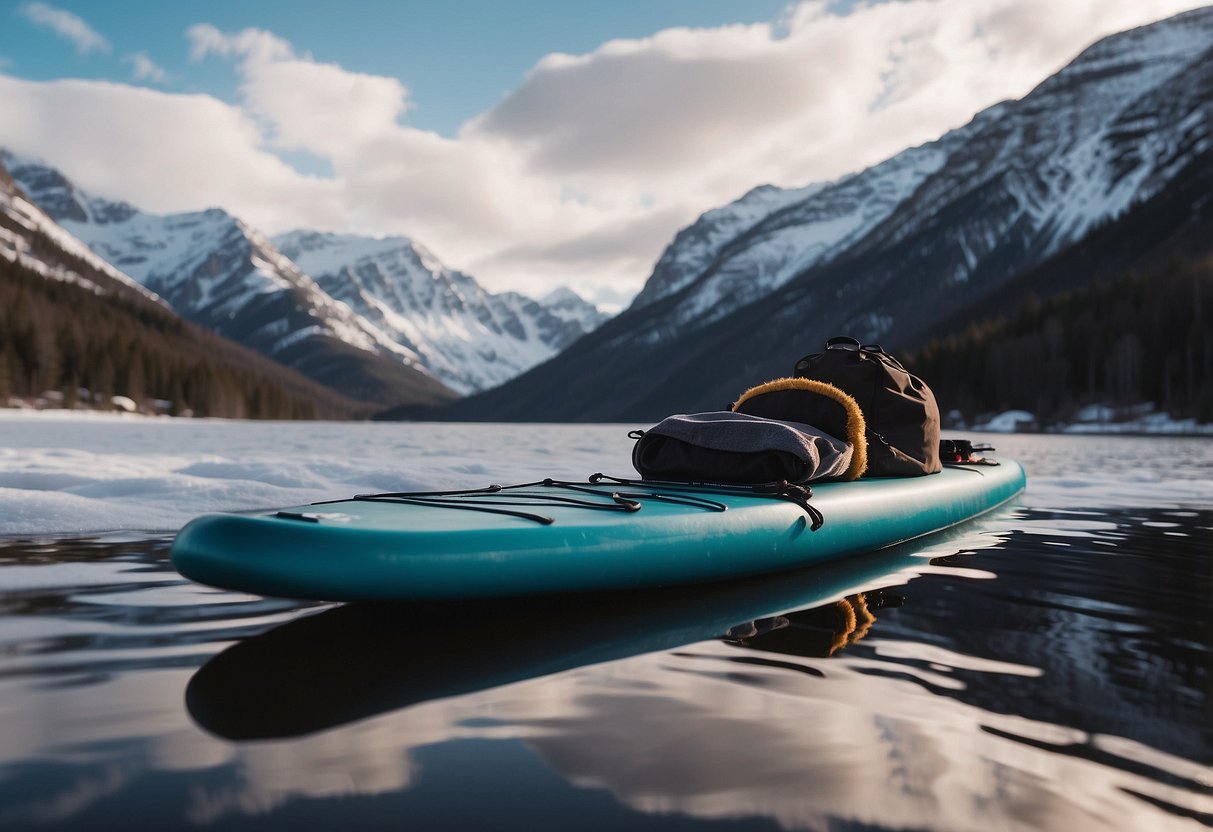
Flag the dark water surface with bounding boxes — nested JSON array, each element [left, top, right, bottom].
[[0, 502, 1210, 830]]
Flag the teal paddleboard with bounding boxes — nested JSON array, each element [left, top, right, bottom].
[[171, 462, 1025, 602]]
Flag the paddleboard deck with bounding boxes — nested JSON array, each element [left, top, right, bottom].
[[171, 462, 1025, 602]]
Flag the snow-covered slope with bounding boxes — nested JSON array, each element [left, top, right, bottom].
[[628, 182, 825, 312], [5, 155, 456, 407], [623, 140, 980, 344], [274, 230, 607, 394], [541, 286, 608, 334]]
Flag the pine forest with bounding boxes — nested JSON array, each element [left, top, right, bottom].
[[0, 251, 362, 420], [908, 257, 1213, 427]]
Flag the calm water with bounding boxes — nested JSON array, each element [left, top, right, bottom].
[[0, 436, 1210, 831]]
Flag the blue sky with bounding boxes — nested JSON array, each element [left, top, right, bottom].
[[0, 1, 1202, 304]]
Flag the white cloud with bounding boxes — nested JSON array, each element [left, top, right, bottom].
[[181, 24, 584, 264], [187, 24, 292, 64], [124, 53, 169, 85], [1, 0, 1207, 301], [186, 25, 413, 159], [17, 2, 111, 55], [0, 75, 344, 231], [467, 0, 1208, 205]]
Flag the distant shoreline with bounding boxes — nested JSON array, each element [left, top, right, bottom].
[[3, 404, 1212, 437]]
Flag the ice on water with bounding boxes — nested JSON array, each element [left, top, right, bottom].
[[1, 410, 1210, 536], [0, 411, 639, 535]]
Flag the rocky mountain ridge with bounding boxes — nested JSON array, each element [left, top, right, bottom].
[[274, 230, 605, 394]]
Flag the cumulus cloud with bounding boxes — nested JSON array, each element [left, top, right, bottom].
[[183, 24, 581, 264], [0, 74, 344, 230], [467, 0, 1207, 204], [187, 24, 292, 64], [472, 25, 802, 177], [187, 25, 412, 159], [0, 0, 1206, 301], [124, 53, 169, 84], [17, 2, 111, 55], [474, 204, 691, 301]]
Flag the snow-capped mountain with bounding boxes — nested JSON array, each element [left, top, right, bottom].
[[1, 153, 394, 418], [627, 5, 1213, 346], [5, 156, 451, 407], [540, 286, 609, 335], [6, 155, 605, 401], [620, 137, 985, 345], [274, 230, 607, 394], [0, 151, 165, 308], [452, 6, 1213, 421], [628, 182, 825, 313]]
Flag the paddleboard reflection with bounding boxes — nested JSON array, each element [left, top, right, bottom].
[[186, 520, 1013, 741]]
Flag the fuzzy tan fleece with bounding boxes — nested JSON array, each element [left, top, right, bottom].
[[731, 377, 868, 480]]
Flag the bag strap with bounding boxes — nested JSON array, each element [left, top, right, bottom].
[[592, 473, 825, 531], [825, 336, 861, 351]]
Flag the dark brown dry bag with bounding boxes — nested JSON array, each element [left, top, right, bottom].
[[792, 336, 941, 477]]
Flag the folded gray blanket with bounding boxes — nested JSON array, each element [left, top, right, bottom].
[[632, 411, 854, 484]]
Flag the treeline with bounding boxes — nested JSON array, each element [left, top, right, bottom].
[[0, 253, 362, 419], [907, 258, 1213, 425]]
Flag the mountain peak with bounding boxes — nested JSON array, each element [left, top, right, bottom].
[[2, 152, 139, 227], [540, 285, 585, 305], [274, 229, 608, 394]]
